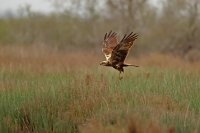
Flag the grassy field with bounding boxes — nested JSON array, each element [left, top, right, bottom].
[[0, 46, 200, 133]]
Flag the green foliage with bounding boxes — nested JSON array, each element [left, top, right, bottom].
[[0, 67, 199, 133]]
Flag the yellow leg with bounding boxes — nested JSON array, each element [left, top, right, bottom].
[[119, 72, 123, 80]]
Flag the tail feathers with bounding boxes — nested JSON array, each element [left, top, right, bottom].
[[123, 64, 139, 67]]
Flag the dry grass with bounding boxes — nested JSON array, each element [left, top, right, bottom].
[[0, 46, 200, 72], [0, 46, 199, 133]]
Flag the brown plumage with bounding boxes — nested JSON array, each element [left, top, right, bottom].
[[100, 31, 139, 77]]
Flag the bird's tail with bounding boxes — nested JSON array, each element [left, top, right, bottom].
[[123, 63, 139, 67]]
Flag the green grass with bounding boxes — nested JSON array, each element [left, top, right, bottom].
[[0, 67, 199, 133]]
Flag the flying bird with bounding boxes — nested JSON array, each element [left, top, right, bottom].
[[100, 31, 139, 79]]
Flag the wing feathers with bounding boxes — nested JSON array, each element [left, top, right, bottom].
[[104, 33, 107, 40], [102, 31, 138, 64], [111, 32, 138, 64], [121, 34, 127, 42], [102, 31, 118, 61], [104, 30, 117, 41], [121, 32, 138, 43]]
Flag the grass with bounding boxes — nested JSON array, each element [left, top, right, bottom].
[[0, 47, 200, 133]]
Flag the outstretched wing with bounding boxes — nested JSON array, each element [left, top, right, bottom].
[[111, 32, 138, 65], [102, 31, 118, 61]]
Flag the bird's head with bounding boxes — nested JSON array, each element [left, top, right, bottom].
[[100, 61, 109, 66]]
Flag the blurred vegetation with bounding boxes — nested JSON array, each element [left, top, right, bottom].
[[0, 0, 200, 60], [0, 62, 199, 133]]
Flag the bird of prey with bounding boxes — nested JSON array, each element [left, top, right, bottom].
[[100, 31, 139, 79]]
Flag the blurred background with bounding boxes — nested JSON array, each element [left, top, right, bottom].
[[0, 0, 200, 62]]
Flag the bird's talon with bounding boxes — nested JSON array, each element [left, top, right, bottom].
[[119, 72, 123, 80]]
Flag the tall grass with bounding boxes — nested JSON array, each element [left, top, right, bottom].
[[0, 46, 199, 133]]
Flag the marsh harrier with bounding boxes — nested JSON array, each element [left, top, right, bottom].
[[100, 31, 139, 78]]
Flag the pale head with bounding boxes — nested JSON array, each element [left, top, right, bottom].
[[99, 61, 111, 66]]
